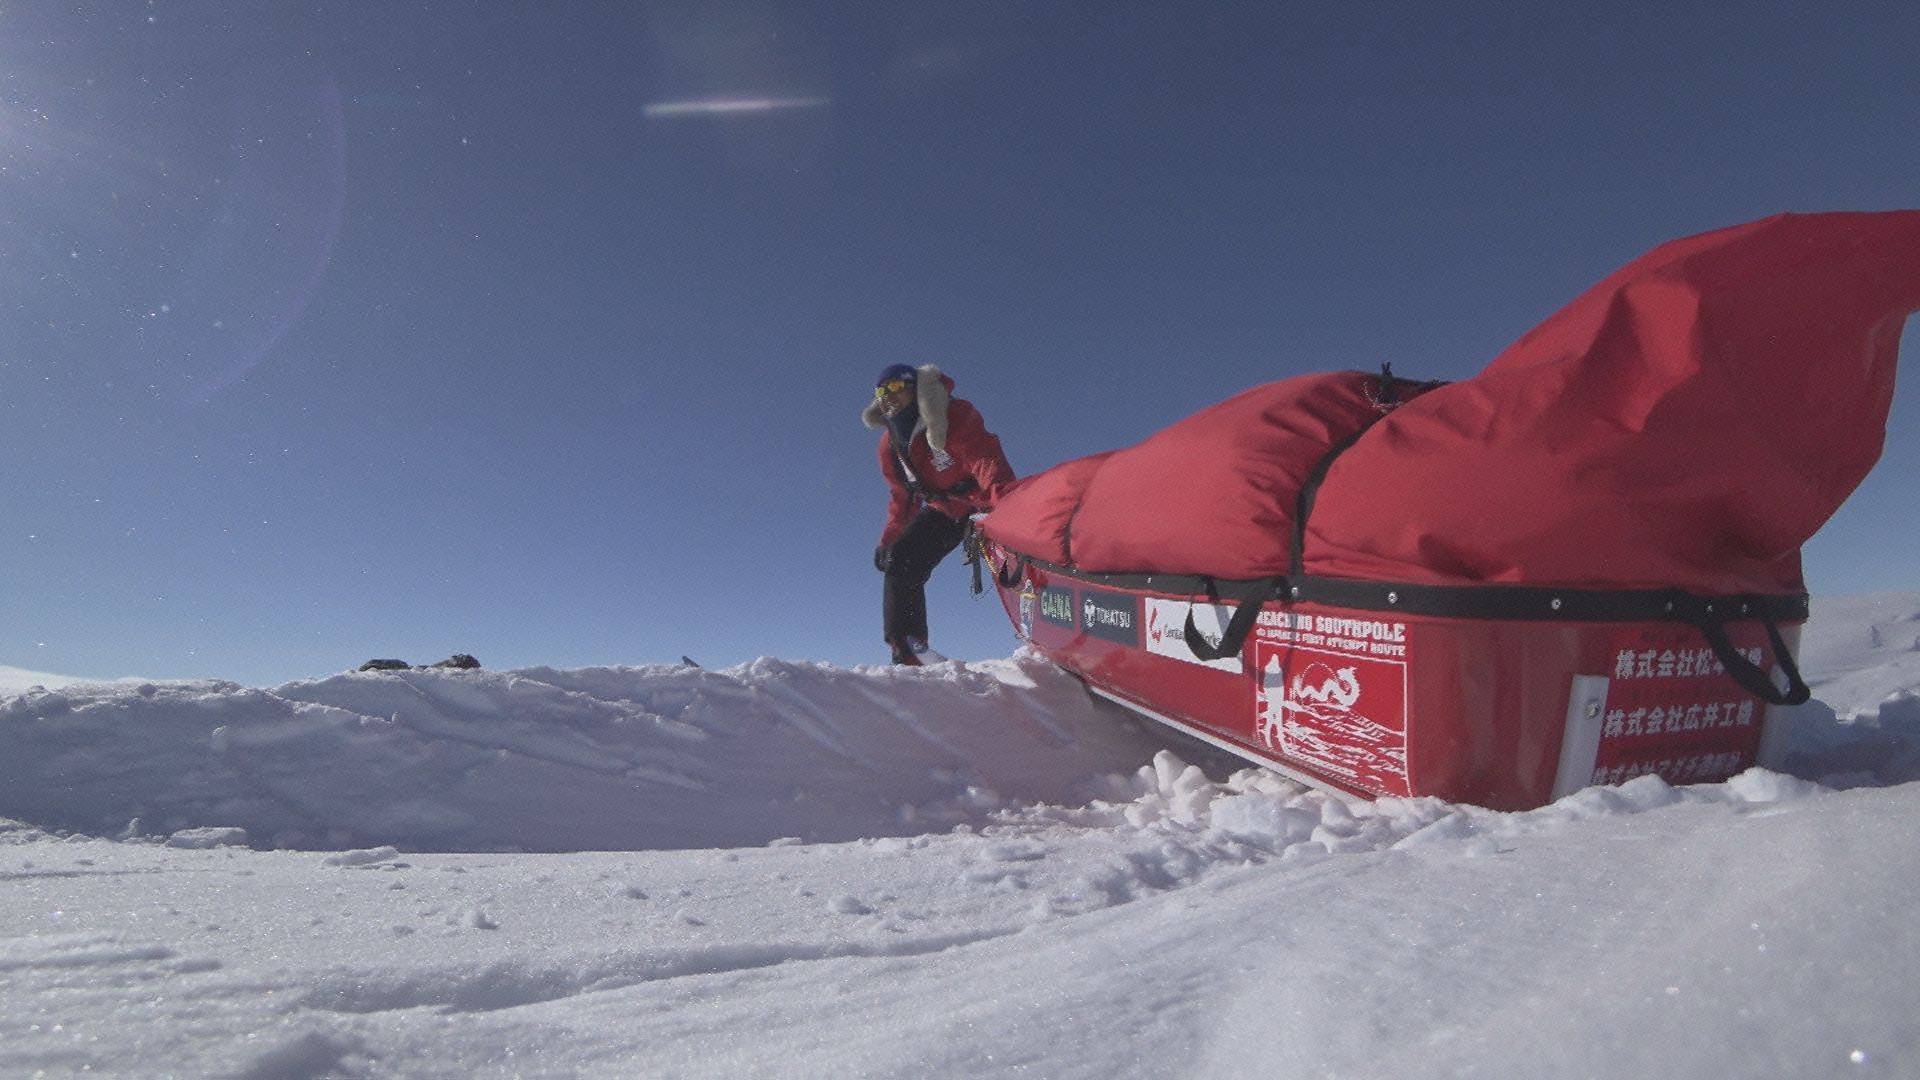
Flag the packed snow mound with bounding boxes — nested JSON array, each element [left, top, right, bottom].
[[1750, 592, 1920, 790], [0, 652, 1191, 852], [998, 747, 1833, 884], [3, 593, 1917, 856]]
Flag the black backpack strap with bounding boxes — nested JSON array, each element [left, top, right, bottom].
[[889, 437, 925, 498], [890, 435, 976, 502]]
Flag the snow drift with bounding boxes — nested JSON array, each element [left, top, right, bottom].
[[0, 655, 1192, 852], [2, 602, 1916, 855]]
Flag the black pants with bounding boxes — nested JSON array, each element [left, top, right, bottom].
[[882, 508, 969, 650]]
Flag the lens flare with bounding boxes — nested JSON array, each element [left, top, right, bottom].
[[643, 96, 828, 118]]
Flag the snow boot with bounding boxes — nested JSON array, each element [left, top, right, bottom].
[[889, 637, 945, 666]]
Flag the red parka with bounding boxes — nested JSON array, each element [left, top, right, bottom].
[[865, 366, 1016, 549]]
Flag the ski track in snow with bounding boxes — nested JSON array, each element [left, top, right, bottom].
[[1, 599, 1919, 1077], [844, 680, 971, 758], [752, 676, 875, 765]]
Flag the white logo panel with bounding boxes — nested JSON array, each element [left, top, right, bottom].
[[1143, 598, 1243, 673]]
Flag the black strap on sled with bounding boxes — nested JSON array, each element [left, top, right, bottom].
[[1676, 596, 1812, 706], [1183, 575, 1287, 661], [996, 552, 1026, 589], [1290, 365, 1446, 579], [1292, 429, 1370, 580], [1011, 549, 1810, 706]]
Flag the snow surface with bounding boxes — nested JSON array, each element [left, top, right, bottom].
[[2, 600, 1918, 1078], [1795, 590, 1920, 717]]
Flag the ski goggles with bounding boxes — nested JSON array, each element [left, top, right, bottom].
[[875, 379, 913, 398]]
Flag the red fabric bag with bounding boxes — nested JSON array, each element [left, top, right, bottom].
[[985, 211, 1920, 595]]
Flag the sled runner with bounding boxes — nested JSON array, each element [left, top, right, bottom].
[[980, 211, 1920, 809]]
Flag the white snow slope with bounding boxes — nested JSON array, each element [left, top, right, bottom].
[[2, 595, 1918, 1079]]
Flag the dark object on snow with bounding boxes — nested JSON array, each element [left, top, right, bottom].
[[357, 654, 481, 672], [680, 656, 701, 668]]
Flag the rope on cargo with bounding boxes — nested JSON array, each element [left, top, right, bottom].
[[1290, 365, 1442, 579]]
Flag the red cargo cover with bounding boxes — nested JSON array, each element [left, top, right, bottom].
[[984, 211, 1920, 594], [984, 373, 1433, 577]]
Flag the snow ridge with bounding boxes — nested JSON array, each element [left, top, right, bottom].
[[4, 617, 1920, 857], [0, 652, 1178, 852]]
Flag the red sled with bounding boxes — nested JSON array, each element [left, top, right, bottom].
[[979, 211, 1920, 810]]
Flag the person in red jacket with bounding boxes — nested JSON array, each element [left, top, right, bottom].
[[862, 362, 1016, 665]]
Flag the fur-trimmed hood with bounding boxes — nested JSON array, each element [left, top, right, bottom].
[[860, 363, 954, 452]]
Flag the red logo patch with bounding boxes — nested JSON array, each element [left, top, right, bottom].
[[1254, 637, 1411, 797]]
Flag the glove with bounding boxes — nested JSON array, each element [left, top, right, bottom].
[[874, 545, 892, 573]]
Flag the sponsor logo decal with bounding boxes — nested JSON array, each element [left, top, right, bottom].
[[1288, 663, 1361, 710], [1143, 598, 1243, 673], [1037, 587, 1075, 628], [1253, 612, 1411, 797], [1018, 585, 1037, 640], [1079, 589, 1138, 645], [1587, 625, 1771, 787]]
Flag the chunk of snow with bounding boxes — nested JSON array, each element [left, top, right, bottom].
[[828, 895, 874, 915], [164, 827, 249, 850], [323, 846, 400, 868]]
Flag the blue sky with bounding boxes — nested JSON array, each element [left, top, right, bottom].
[[1, 2, 1916, 684]]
